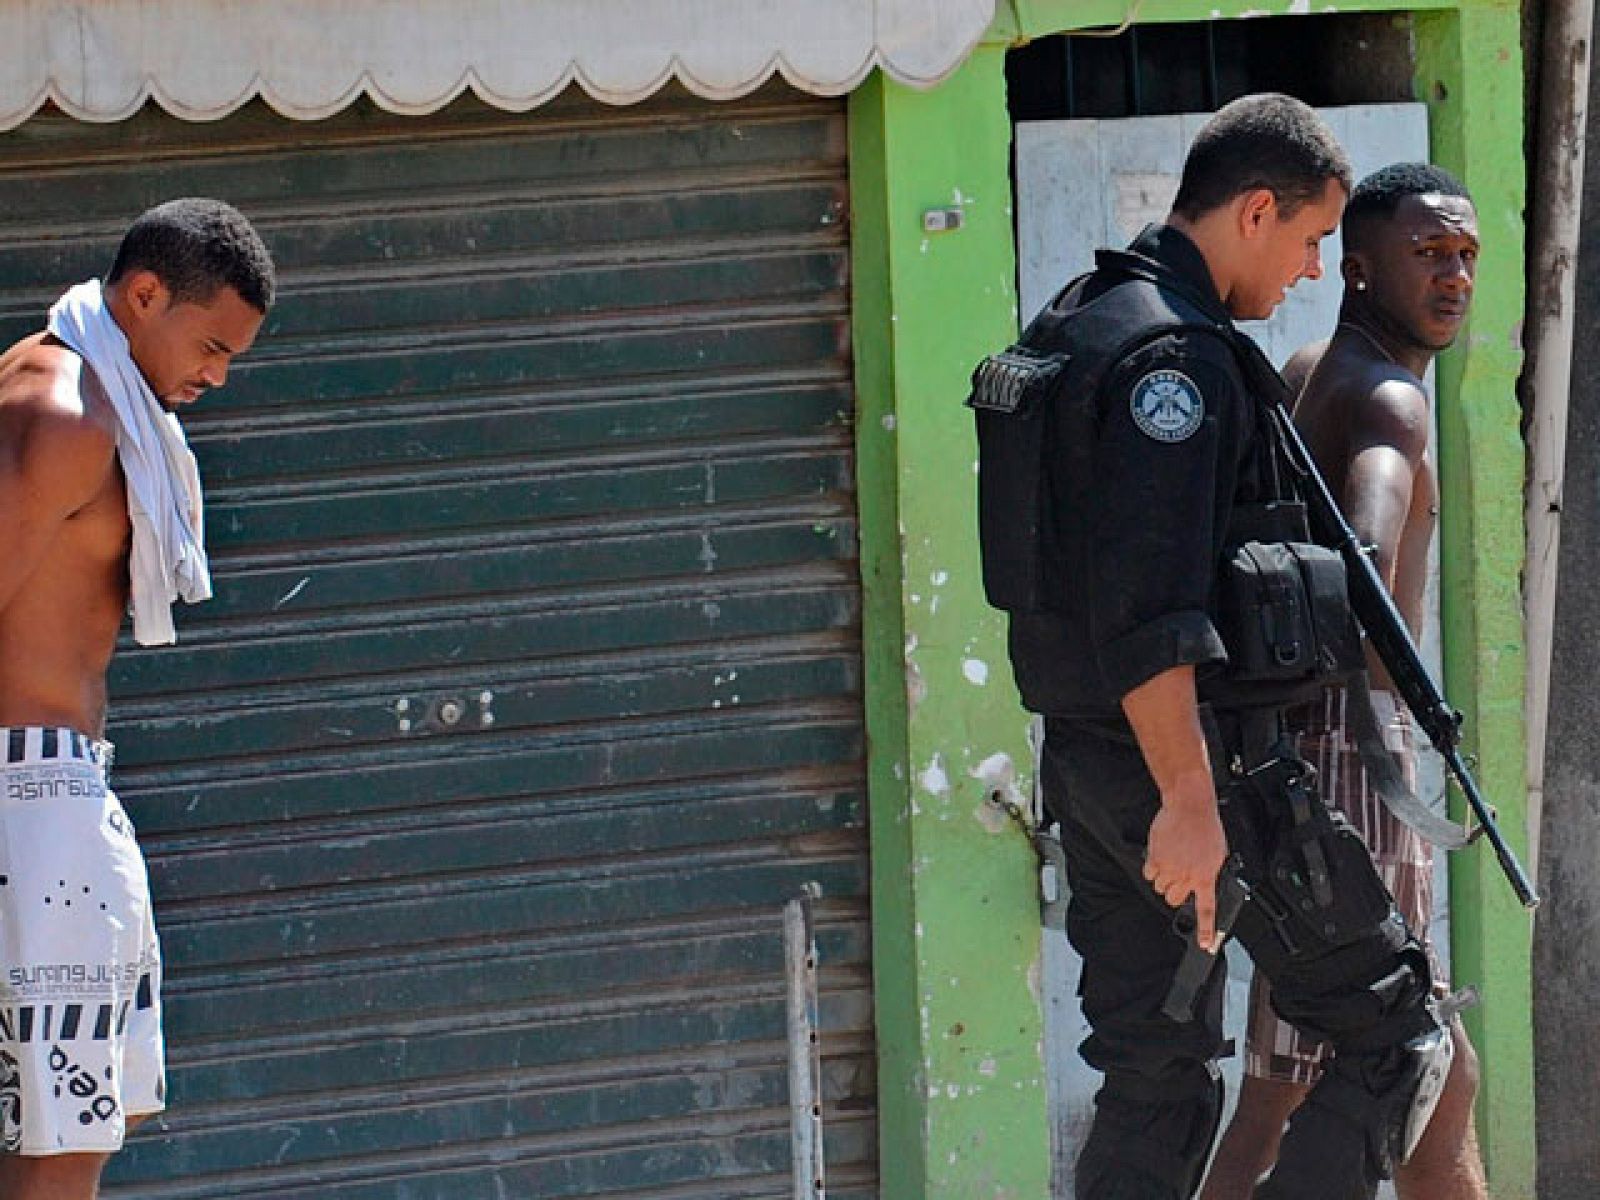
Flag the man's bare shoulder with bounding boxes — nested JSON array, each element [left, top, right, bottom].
[[1309, 337, 1430, 459], [0, 333, 119, 481], [1282, 338, 1329, 397]]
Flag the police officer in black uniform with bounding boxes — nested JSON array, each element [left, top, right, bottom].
[[969, 95, 1453, 1200]]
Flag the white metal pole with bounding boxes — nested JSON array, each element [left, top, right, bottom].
[[785, 885, 825, 1200]]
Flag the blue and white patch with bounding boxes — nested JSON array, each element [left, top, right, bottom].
[[1129, 369, 1205, 443]]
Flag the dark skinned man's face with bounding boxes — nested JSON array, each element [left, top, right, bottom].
[[1354, 192, 1480, 352]]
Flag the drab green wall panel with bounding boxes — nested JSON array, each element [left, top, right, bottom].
[[2, 89, 877, 1198], [851, 46, 1051, 1200], [1415, 6, 1537, 1195]]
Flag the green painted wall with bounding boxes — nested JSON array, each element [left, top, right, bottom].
[[850, 46, 1050, 1200], [1414, 7, 1538, 1195], [856, 2, 1534, 1197]]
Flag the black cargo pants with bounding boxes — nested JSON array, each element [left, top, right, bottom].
[[1042, 715, 1437, 1200]]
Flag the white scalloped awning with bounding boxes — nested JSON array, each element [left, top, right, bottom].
[[0, 0, 996, 130]]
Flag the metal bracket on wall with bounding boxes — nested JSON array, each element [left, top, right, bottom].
[[392, 690, 497, 733]]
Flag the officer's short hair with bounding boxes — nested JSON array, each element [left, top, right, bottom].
[[107, 197, 276, 314], [1343, 162, 1472, 250], [1171, 94, 1352, 222]]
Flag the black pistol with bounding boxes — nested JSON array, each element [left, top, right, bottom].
[[1162, 861, 1250, 1023]]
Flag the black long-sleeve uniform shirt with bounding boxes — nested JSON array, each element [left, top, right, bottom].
[[1008, 224, 1275, 719]]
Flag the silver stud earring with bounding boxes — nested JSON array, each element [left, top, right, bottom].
[[1354, 279, 1368, 292]]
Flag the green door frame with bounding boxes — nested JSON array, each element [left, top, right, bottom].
[[849, 2, 1533, 1196]]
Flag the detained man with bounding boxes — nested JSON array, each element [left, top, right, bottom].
[[0, 198, 275, 1199], [1201, 162, 1488, 1200]]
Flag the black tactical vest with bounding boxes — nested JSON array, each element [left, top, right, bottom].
[[967, 250, 1362, 715], [968, 252, 1242, 614]]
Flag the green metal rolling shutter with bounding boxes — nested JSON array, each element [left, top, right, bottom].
[[0, 85, 873, 1198]]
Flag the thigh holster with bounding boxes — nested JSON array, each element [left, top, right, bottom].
[[1221, 741, 1437, 1049], [1222, 746, 1400, 960]]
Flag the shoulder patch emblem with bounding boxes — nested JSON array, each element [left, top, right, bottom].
[[1129, 369, 1205, 442]]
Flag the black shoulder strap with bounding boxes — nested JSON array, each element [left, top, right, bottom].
[[1021, 257, 1228, 407]]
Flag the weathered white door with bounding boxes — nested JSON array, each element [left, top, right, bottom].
[[1013, 104, 1442, 1196]]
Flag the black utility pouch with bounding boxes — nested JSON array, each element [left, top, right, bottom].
[[965, 348, 1070, 612], [1217, 540, 1363, 685], [1233, 755, 1394, 952], [1268, 803, 1397, 948]]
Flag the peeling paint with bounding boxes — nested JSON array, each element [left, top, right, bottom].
[[907, 661, 928, 713], [920, 754, 951, 797], [969, 750, 1028, 820], [932, 569, 950, 586], [962, 658, 990, 686], [975, 799, 1009, 834]]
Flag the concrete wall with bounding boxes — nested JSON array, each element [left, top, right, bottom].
[[1532, 33, 1600, 1195]]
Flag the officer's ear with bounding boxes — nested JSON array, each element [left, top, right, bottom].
[[1235, 188, 1279, 240]]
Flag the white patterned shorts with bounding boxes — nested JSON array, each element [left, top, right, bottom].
[[0, 727, 166, 1156]]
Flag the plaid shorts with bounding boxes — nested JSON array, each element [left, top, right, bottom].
[[1243, 689, 1443, 1085]]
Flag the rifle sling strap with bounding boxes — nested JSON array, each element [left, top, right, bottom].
[[1344, 672, 1470, 850]]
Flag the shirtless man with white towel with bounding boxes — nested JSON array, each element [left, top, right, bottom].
[[0, 198, 274, 1198]]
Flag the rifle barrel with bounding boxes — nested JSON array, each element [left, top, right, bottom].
[[1445, 747, 1541, 909], [1264, 396, 1541, 910]]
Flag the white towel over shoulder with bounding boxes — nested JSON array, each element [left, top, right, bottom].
[[47, 280, 211, 645]]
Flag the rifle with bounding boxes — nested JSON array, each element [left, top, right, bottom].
[[1245, 346, 1540, 910], [1163, 346, 1536, 1024]]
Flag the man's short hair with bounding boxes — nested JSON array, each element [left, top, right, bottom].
[[1343, 162, 1472, 249], [1171, 93, 1352, 221], [107, 197, 276, 314]]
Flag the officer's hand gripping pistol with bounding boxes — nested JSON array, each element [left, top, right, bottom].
[[1162, 858, 1250, 1023]]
